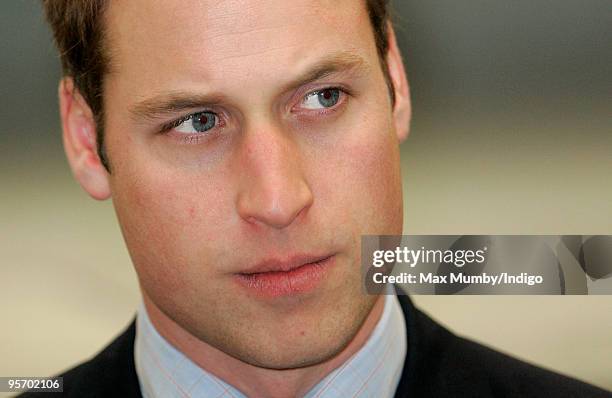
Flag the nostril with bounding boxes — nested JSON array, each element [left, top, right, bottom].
[[236, 182, 313, 230]]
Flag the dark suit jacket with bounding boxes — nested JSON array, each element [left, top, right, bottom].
[[19, 294, 610, 397]]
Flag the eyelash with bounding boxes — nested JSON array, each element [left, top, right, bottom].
[[159, 86, 349, 141]]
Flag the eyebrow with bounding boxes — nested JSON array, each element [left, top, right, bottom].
[[282, 51, 368, 93], [128, 51, 368, 120]]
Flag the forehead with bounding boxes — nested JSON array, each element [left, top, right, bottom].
[[104, 0, 375, 96]]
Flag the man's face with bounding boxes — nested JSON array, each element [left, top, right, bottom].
[[103, 0, 405, 368]]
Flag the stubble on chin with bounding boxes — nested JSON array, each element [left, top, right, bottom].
[[214, 286, 381, 370]]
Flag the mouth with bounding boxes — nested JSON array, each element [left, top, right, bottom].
[[233, 254, 336, 298]]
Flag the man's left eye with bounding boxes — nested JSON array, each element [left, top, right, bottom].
[[301, 88, 341, 110]]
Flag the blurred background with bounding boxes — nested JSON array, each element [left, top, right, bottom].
[[1, 0, 610, 394]]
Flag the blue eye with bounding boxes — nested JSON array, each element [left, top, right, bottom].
[[302, 88, 341, 110], [175, 111, 217, 134]]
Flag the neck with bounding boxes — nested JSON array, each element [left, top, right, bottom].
[[142, 293, 386, 398]]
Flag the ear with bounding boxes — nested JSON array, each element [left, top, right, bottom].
[[59, 78, 111, 200], [386, 23, 411, 142]]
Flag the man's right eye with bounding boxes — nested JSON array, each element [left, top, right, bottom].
[[174, 111, 218, 134]]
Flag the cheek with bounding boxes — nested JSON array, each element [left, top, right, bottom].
[[314, 114, 403, 236], [347, 137, 403, 233], [109, 161, 233, 291]]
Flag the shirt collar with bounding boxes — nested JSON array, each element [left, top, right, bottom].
[[134, 288, 406, 398]]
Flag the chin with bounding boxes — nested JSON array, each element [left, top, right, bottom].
[[223, 289, 379, 370]]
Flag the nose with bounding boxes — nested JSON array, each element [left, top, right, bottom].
[[235, 124, 314, 229]]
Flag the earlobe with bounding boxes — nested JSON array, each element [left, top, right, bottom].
[[59, 78, 111, 200], [386, 23, 411, 143]]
